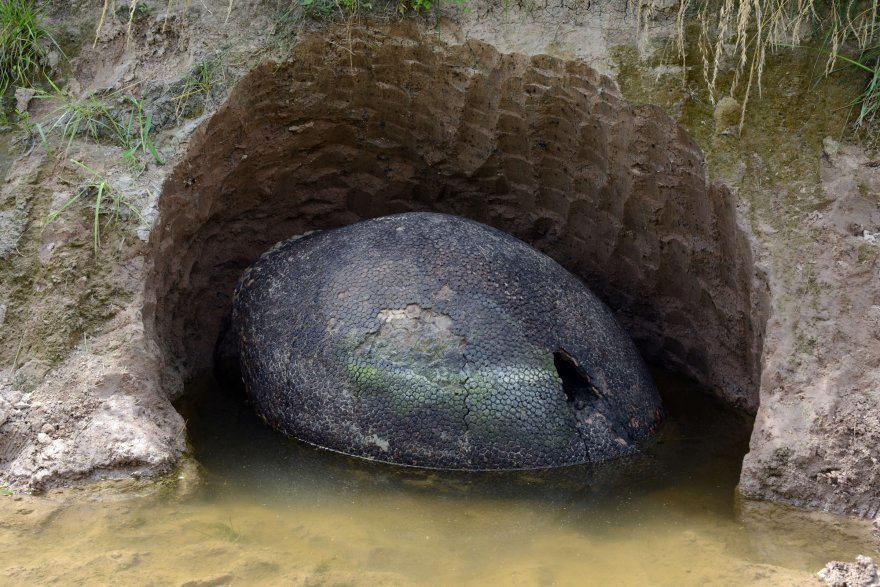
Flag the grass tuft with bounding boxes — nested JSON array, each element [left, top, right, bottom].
[[33, 82, 163, 170], [173, 59, 222, 119], [0, 0, 61, 95], [847, 46, 880, 129], [46, 160, 144, 256], [34, 79, 118, 151], [122, 94, 163, 169]]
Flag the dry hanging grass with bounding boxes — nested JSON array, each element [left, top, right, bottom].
[[95, 0, 200, 47], [642, 0, 880, 132], [93, 0, 113, 47]]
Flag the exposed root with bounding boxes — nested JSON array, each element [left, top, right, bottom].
[[94, 0, 114, 47], [126, 0, 137, 48]]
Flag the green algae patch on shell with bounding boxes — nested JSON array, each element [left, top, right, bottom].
[[233, 212, 663, 470]]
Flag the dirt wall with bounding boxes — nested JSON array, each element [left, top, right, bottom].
[[5, 1, 876, 520], [145, 25, 768, 420]]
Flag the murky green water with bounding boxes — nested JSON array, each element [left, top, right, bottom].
[[0, 374, 874, 586]]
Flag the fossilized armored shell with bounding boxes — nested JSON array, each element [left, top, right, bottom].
[[233, 212, 662, 469]]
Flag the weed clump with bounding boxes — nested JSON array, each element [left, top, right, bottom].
[[33, 83, 163, 171], [46, 160, 143, 256], [173, 60, 223, 120], [0, 0, 60, 96]]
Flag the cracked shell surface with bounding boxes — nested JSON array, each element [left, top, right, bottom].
[[233, 212, 663, 469]]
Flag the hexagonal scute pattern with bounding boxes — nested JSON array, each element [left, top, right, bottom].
[[233, 212, 663, 469]]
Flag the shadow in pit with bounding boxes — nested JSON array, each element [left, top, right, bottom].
[[175, 363, 752, 517]]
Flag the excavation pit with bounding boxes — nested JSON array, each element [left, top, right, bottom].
[[144, 23, 769, 453]]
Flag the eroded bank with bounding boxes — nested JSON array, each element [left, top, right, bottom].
[[0, 1, 876, 523]]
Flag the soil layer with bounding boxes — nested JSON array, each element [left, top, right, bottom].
[[0, 0, 877, 525]]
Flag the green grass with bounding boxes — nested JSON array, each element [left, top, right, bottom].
[[35, 80, 119, 151], [45, 160, 144, 256], [33, 81, 163, 170], [849, 49, 880, 129], [173, 60, 222, 119], [0, 0, 61, 96], [121, 95, 163, 169]]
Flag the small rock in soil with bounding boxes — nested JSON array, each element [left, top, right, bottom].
[[818, 555, 880, 587]]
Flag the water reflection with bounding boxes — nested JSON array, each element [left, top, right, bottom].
[[0, 371, 873, 586], [181, 371, 746, 508]]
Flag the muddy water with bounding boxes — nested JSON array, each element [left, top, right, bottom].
[[0, 374, 874, 586]]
